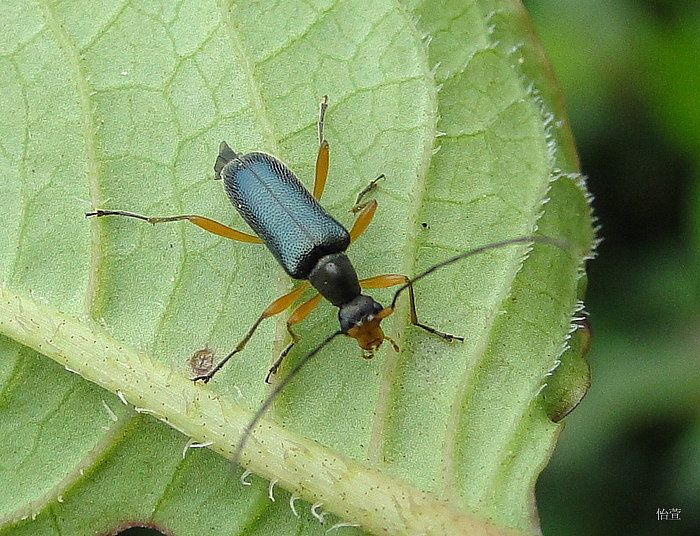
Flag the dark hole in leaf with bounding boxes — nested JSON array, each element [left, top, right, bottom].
[[111, 525, 169, 536]]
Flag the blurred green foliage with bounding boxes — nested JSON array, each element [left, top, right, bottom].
[[525, 1, 700, 534]]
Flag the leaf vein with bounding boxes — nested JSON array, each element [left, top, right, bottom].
[[37, 0, 105, 316], [367, 0, 439, 465]]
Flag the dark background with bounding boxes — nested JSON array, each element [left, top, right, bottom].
[[525, 1, 700, 535]]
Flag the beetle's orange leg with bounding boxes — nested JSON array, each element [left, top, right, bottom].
[[349, 199, 377, 243], [360, 274, 463, 342], [313, 141, 329, 200], [86, 210, 263, 244], [192, 282, 310, 383], [313, 96, 330, 200], [266, 293, 323, 383]]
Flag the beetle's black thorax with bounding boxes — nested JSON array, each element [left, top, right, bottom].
[[308, 253, 360, 307]]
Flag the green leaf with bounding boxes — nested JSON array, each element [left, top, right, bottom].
[[0, 1, 594, 535]]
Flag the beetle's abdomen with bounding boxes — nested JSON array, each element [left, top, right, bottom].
[[221, 151, 350, 279]]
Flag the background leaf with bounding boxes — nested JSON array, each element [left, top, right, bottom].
[[0, 1, 593, 535]]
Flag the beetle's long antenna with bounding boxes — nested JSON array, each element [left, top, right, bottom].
[[390, 236, 572, 309], [233, 330, 343, 463]]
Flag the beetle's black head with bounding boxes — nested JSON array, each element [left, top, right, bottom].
[[338, 295, 395, 355]]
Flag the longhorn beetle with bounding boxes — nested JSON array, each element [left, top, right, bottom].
[[86, 96, 568, 459]]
